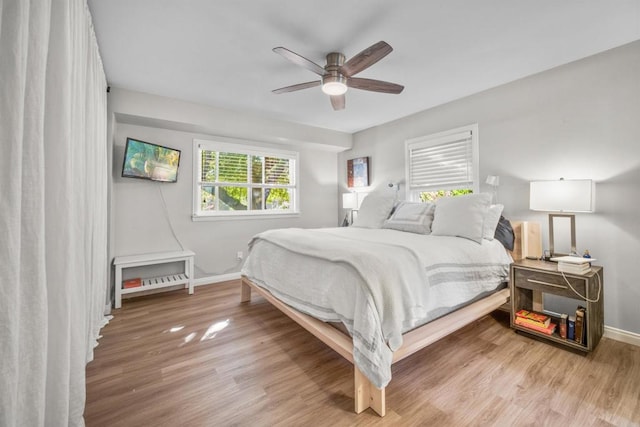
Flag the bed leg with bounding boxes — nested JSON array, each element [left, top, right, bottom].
[[354, 367, 386, 417], [240, 280, 252, 303]]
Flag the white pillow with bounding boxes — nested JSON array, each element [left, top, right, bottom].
[[483, 204, 504, 240], [382, 201, 435, 234], [431, 193, 492, 243], [351, 192, 396, 228]]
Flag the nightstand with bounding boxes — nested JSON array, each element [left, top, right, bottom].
[[510, 259, 604, 351]]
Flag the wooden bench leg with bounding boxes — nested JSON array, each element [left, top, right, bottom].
[[240, 280, 252, 303], [354, 367, 385, 416]]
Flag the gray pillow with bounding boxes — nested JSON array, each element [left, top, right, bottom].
[[431, 193, 492, 243], [382, 201, 435, 234], [495, 215, 515, 251]]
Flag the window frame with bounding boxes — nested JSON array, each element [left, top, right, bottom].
[[404, 124, 479, 202], [192, 138, 300, 220]]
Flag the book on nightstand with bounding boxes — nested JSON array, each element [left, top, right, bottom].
[[515, 309, 551, 329], [515, 316, 557, 335], [575, 306, 587, 345], [558, 262, 591, 274], [551, 256, 597, 264], [559, 314, 568, 339], [552, 255, 596, 274], [568, 316, 576, 340]]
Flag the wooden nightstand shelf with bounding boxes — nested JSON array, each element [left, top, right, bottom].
[[510, 259, 604, 352]]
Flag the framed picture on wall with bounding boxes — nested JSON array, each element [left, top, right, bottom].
[[347, 156, 369, 188]]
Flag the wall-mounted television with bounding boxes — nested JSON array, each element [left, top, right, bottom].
[[122, 137, 181, 183]]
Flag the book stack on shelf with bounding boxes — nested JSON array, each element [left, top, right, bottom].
[[514, 309, 556, 335], [559, 306, 588, 344], [551, 255, 596, 274]]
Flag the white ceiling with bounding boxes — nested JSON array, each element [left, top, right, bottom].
[[88, 1, 640, 134]]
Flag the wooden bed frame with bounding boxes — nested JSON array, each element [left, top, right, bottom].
[[240, 221, 540, 416]]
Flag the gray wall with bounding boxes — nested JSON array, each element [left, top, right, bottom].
[[108, 41, 640, 336], [338, 40, 640, 335], [108, 89, 349, 288]]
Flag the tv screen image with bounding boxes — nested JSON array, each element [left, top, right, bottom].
[[122, 137, 181, 183]]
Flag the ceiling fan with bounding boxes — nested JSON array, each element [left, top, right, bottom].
[[272, 41, 404, 111]]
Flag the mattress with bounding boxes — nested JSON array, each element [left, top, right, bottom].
[[241, 226, 512, 388]]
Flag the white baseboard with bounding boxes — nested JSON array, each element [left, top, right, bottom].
[[604, 325, 640, 347], [194, 272, 241, 287]]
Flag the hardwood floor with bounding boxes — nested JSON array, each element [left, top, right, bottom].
[[85, 281, 640, 426]]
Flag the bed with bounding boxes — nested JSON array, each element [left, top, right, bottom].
[[240, 192, 537, 416]]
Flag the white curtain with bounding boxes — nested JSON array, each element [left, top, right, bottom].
[[0, 0, 109, 425]]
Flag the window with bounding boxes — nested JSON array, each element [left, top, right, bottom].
[[193, 139, 298, 218], [405, 124, 479, 201]]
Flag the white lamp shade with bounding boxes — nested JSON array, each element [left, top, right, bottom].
[[530, 179, 595, 212], [342, 192, 358, 209], [485, 175, 500, 186]]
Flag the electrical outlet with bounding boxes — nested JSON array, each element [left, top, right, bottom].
[[236, 251, 243, 261]]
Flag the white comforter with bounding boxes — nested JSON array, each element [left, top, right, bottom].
[[241, 227, 512, 388]]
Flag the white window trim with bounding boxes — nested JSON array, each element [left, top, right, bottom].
[[404, 124, 479, 201], [193, 137, 300, 220]]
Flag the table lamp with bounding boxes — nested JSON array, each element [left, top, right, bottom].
[[486, 175, 500, 203], [529, 178, 595, 257], [342, 192, 358, 225]]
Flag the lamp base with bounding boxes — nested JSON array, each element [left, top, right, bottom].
[[548, 213, 576, 257]]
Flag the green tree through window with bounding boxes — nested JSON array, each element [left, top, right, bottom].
[[196, 141, 297, 216], [419, 189, 472, 202]]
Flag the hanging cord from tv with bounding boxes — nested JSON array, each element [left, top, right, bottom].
[[560, 270, 601, 303], [157, 184, 243, 277], [158, 184, 185, 251]]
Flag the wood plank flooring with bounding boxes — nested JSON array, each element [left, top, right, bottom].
[[85, 280, 640, 426]]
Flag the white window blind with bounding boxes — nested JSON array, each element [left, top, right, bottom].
[[406, 128, 478, 193]]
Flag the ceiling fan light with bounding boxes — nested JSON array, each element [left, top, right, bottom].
[[321, 75, 348, 95], [322, 82, 348, 95]]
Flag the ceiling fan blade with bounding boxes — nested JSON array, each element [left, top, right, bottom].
[[272, 80, 321, 94], [273, 47, 326, 76], [330, 94, 345, 110], [348, 78, 404, 94], [340, 41, 393, 77]]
